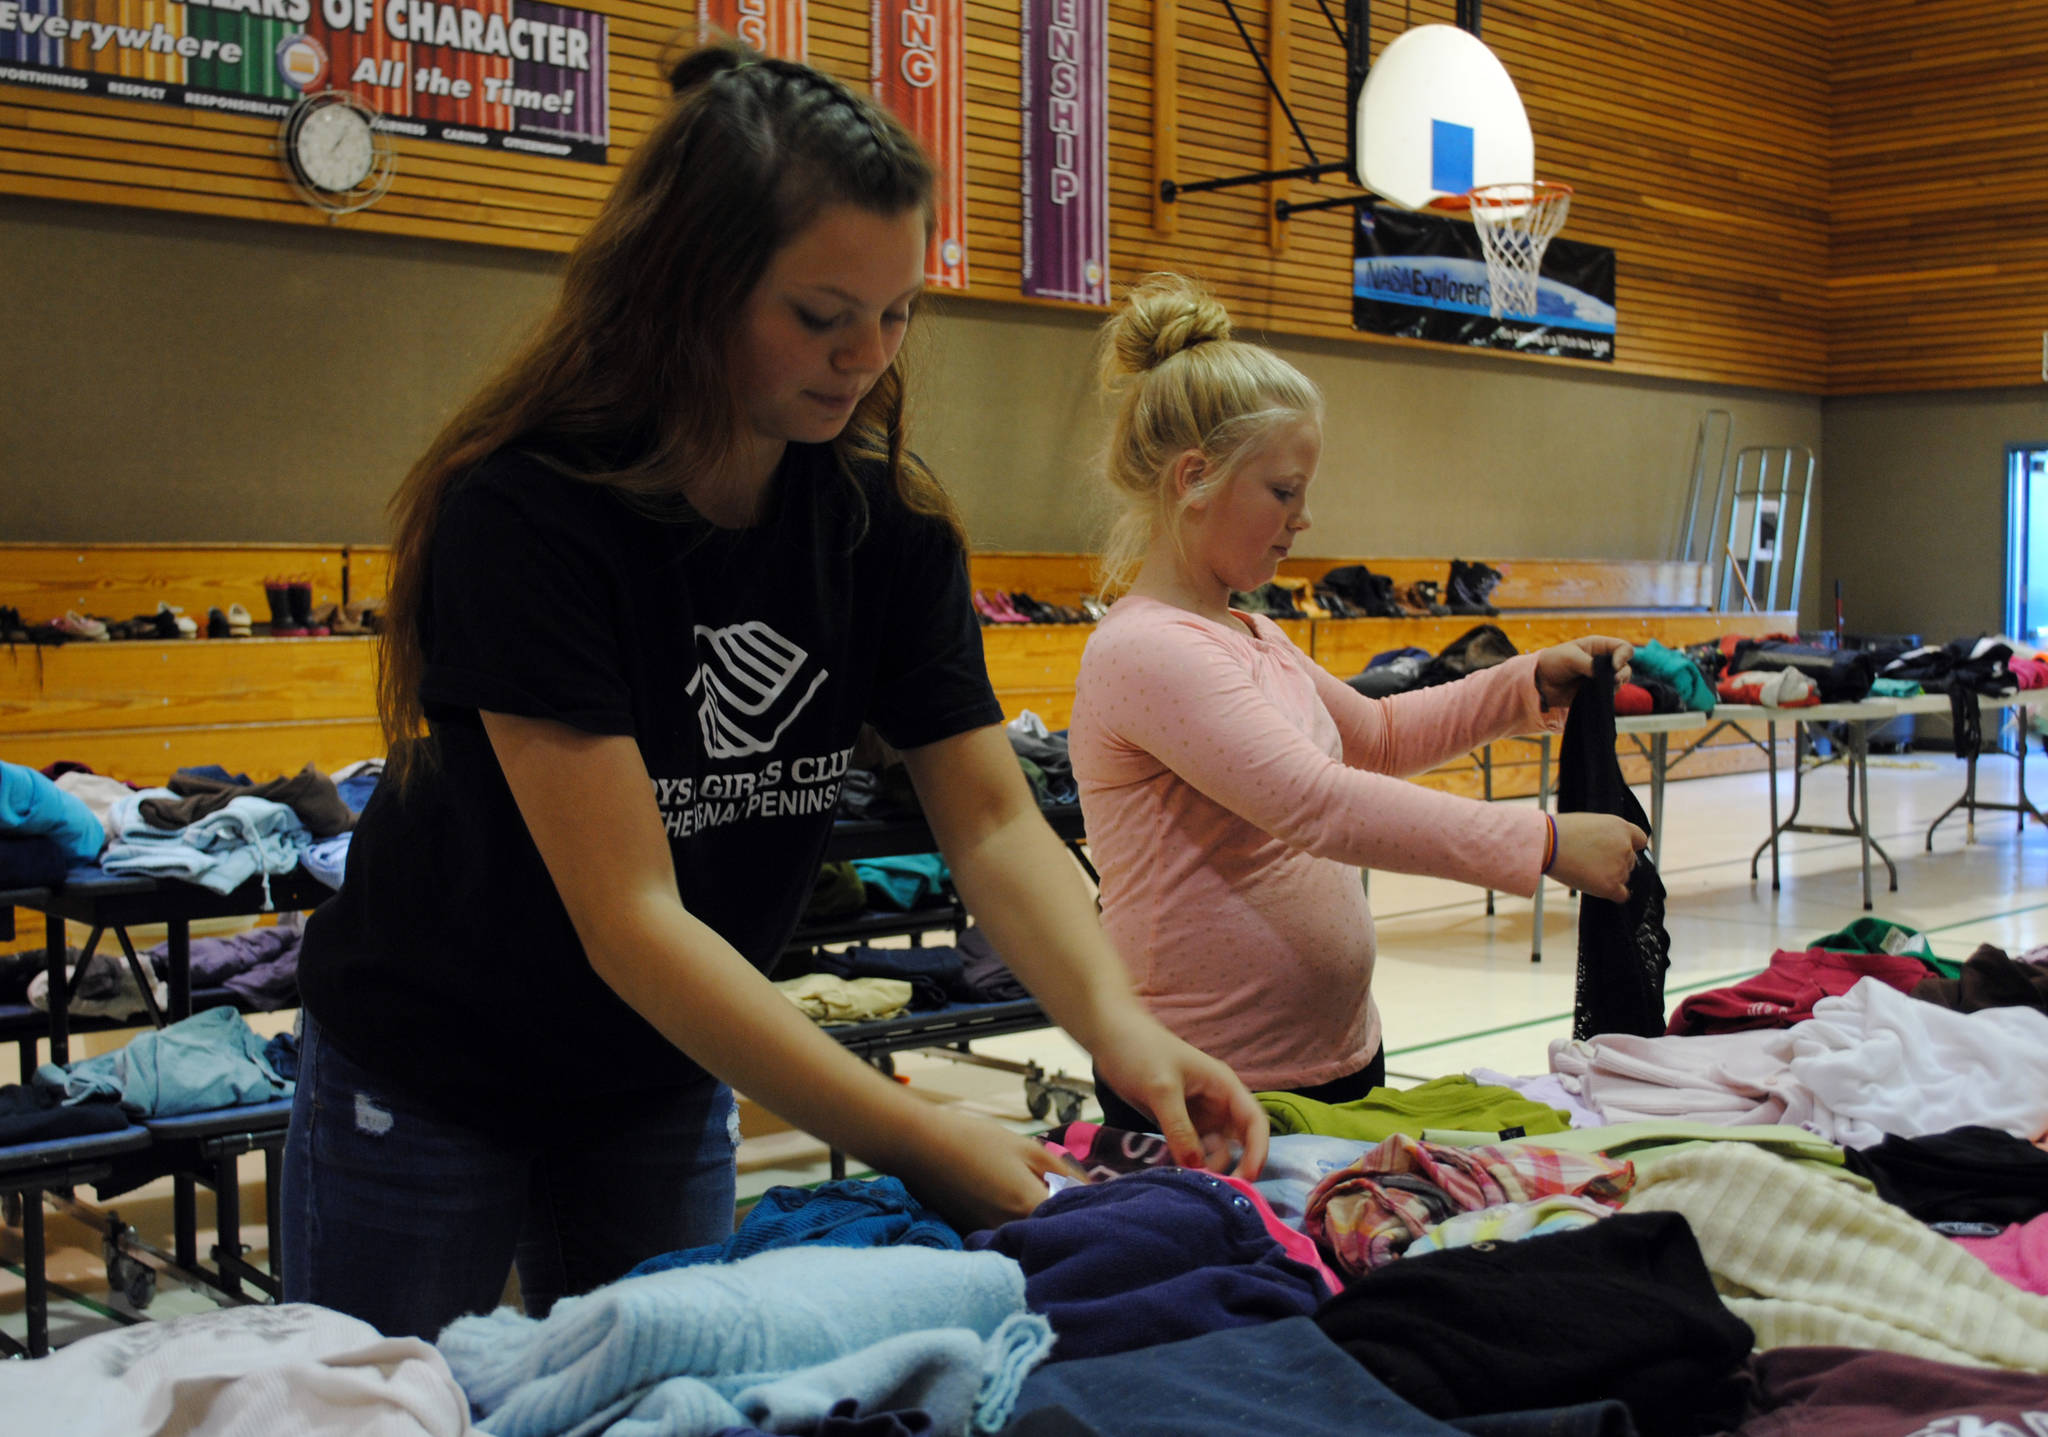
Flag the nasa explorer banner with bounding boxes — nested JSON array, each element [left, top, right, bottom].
[[1352, 203, 1616, 362], [0, 0, 609, 163]]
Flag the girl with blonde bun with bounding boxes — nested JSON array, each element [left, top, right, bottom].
[[1069, 273, 1646, 1128]]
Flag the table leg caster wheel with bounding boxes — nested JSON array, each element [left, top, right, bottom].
[[1024, 1077, 1051, 1121], [2, 1192, 21, 1228]]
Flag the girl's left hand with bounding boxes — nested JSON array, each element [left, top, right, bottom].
[[1536, 636, 1635, 710], [1091, 1014, 1270, 1179]]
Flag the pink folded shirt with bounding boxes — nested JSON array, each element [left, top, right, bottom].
[[1070, 596, 1558, 1090]]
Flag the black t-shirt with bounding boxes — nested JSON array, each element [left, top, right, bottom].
[[297, 443, 1001, 1130]]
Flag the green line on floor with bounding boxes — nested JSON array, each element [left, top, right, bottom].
[[1924, 900, 2048, 933], [0, 1255, 129, 1323]]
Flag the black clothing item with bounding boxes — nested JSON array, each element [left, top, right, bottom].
[[1911, 943, 2048, 1016], [1006, 726, 1076, 803], [143, 762, 355, 837], [0, 832, 68, 890], [1419, 624, 1519, 689], [0, 1083, 128, 1144], [299, 445, 1002, 1135], [958, 925, 1029, 1002], [1728, 641, 1875, 704], [1841, 1125, 2048, 1226], [801, 943, 975, 1011], [1445, 559, 1503, 616], [801, 860, 868, 922], [1314, 1212, 1754, 1437], [1349, 653, 1431, 699], [1560, 654, 1669, 1040], [1633, 675, 1683, 715], [1092, 1046, 1385, 1135]]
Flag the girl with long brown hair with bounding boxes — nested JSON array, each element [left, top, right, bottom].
[[282, 47, 1264, 1340]]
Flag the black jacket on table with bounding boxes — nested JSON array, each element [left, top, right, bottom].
[[298, 443, 1002, 1136]]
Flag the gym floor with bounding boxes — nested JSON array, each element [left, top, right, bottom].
[[5, 746, 2044, 1350]]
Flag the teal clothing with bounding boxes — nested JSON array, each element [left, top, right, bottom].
[[36, 1005, 290, 1116], [1870, 677, 1924, 698], [1258, 1074, 1571, 1142], [1631, 641, 1715, 714], [0, 760, 104, 862]]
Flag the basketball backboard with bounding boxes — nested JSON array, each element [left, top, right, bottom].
[[1354, 24, 1532, 211]]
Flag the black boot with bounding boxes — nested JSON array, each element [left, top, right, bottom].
[[1446, 559, 1503, 616]]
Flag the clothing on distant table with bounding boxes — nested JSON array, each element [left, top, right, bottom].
[[0, 1301, 474, 1437], [302, 834, 351, 890], [1953, 1214, 2048, 1295], [1003, 1317, 1475, 1437], [851, 854, 952, 910], [1731, 1344, 2048, 1437], [0, 758, 106, 860], [1259, 1074, 1572, 1143], [804, 860, 868, 921], [1005, 719, 1077, 805], [1314, 1212, 1754, 1437], [628, 1177, 960, 1275], [154, 926, 302, 1010], [0, 1082, 128, 1145], [28, 949, 165, 1021], [1558, 655, 1669, 1040], [53, 770, 136, 845], [35, 1005, 290, 1116], [802, 945, 975, 1011], [143, 763, 354, 839], [264, 1031, 300, 1082], [100, 790, 313, 904], [1663, 947, 1932, 1036], [966, 1167, 1329, 1361], [1629, 641, 1714, 714], [957, 926, 1028, 1003], [1842, 1126, 2048, 1224], [1624, 1143, 2048, 1368], [775, 973, 912, 1025], [1304, 1133, 1634, 1277], [435, 1247, 1048, 1437], [0, 833, 67, 889], [1912, 942, 2048, 1015], [1070, 594, 1558, 1091]]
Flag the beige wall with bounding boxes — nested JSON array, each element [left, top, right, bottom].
[[1822, 390, 2048, 645], [6, 194, 1823, 620]]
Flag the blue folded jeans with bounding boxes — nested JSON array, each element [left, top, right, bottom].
[[281, 1013, 737, 1339]]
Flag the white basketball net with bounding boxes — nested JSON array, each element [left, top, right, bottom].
[[1466, 181, 1573, 321]]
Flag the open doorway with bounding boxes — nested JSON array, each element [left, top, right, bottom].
[[2008, 445, 2048, 739]]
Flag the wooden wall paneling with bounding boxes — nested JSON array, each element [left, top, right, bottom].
[[0, 637, 378, 736], [1152, 0, 1176, 233], [1265, 0, 1288, 253], [1830, 3, 2048, 393], [0, 542, 346, 625]]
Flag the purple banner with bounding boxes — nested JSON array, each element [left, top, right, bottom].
[[1019, 0, 1107, 304]]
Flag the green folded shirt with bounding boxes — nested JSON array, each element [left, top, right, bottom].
[[1257, 1073, 1572, 1142]]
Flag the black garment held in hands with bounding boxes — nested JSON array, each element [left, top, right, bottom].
[[1558, 652, 1670, 1040]]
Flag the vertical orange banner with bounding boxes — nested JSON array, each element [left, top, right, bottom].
[[871, 0, 966, 289], [697, 0, 806, 60]]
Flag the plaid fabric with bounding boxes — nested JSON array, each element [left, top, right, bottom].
[[1305, 1134, 1635, 1277]]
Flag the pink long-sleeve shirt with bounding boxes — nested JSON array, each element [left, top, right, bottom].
[[1070, 596, 1562, 1091]]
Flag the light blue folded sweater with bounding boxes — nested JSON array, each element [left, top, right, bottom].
[[437, 1246, 1051, 1437], [0, 760, 104, 862]]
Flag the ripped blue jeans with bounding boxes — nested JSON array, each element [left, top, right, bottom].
[[280, 1013, 737, 1339]]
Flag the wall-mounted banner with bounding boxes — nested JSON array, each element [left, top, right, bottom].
[[872, 0, 965, 289], [1353, 204, 1616, 362], [0, 0, 609, 164], [1018, 0, 1106, 305], [698, 0, 804, 60]]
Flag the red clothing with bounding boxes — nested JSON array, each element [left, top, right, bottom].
[[1664, 947, 1933, 1036], [1614, 682, 1654, 716]]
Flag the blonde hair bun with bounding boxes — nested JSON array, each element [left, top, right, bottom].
[[1106, 272, 1234, 376]]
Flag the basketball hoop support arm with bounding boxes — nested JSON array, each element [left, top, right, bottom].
[[1154, 0, 1482, 218]]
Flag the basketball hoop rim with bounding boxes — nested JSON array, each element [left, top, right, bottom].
[[1425, 179, 1575, 215]]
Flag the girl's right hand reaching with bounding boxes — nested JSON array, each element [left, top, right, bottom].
[[1549, 812, 1649, 902]]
